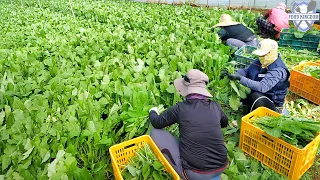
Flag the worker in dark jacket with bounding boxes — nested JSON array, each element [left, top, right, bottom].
[[214, 14, 259, 49], [149, 69, 229, 180], [225, 39, 290, 114]]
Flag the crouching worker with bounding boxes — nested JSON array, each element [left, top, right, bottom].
[[214, 14, 259, 49], [256, 3, 289, 40], [225, 39, 290, 114], [149, 69, 229, 180]]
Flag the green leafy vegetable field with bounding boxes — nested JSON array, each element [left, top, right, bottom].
[[0, 0, 319, 179]]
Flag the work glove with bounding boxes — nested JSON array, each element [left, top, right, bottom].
[[149, 107, 159, 115], [228, 74, 242, 81], [220, 70, 229, 79]]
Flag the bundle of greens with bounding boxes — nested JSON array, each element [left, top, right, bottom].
[[307, 29, 320, 36], [301, 65, 320, 79], [165, 124, 179, 138], [215, 66, 251, 111], [293, 29, 320, 38], [242, 52, 257, 59], [294, 31, 305, 38], [121, 143, 173, 180], [252, 116, 320, 148], [278, 47, 319, 66]]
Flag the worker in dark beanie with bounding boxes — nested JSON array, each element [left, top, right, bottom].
[[149, 69, 229, 180]]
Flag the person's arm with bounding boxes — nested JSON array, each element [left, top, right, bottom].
[[218, 28, 229, 41], [264, 9, 272, 19], [239, 68, 287, 93], [236, 67, 249, 77], [216, 103, 228, 128], [149, 105, 179, 129]]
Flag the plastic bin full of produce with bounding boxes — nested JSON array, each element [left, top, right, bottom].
[[234, 45, 257, 69], [289, 61, 320, 105], [279, 28, 320, 52], [239, 107, 320, 180], [109, 135, 179, 180]]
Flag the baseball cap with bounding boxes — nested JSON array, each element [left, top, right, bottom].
[[252, 39, 278, 56]]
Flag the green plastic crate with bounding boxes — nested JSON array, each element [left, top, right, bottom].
[[234, 45, 257, 69], [280, 28, 295, 40], [279, 39, 291, 46], [292, 40, 302, 46], [279, 28, 320, 52]]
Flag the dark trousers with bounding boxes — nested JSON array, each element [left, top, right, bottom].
[[256, 17, 279, 36], [150, 128, 227, 180], [243, 92, 279, 113]]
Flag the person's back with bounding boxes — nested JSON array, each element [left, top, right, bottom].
[[222, 24, 255, 42], [268, 8, 289, 30], [214, 14, 258, 48], [149, 69, 229, 180], [177, 99, 228, 171], [257, 3, 289, 39]]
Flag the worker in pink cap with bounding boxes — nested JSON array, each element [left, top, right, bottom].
[[256, 2, 290, 40]]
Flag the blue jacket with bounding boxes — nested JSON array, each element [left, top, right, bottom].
[[237, 55, 290, 106]]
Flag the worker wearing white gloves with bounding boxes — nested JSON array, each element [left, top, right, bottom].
[[149, 69, 229, 180]]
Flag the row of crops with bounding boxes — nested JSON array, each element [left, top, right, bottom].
[[0, 0, 319, 179]]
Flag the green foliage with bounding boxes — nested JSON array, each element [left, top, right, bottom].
[[301, 65, 320, 79], [286, 96, 320, 119], [121, 143, 173, 180], [215, 66, 251, 110], [294, 29, 320, 38], [222, 138, 287, 180], [1, 0, 317, 179], [241, 53, 258, 59], [278, 47, 319, 67], [294, 31, 305, 38], [0, 0, 261, 178], [286, 98, 313, 117], [252, 116, 320, 148]]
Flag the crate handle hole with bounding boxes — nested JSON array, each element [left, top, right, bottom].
[[123, 143, 135, 149], [248, 115, 255, 120], [262, 135, 274, 142]]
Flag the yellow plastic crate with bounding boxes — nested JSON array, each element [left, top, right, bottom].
[[109, 135, 180, 180], [313, 24, 320, 30], [290, 62, 320, 105], [239, 107, 320, 180]]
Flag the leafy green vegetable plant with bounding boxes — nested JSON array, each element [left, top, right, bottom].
[[301, 65, 320, 79], [0, 0, 318, 179], [121, 143, 173, 180], [294, 29, 320, 38], [215, 66, 251, 111], [252, 116, 320, 148], [241, 53, 257, 59]]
